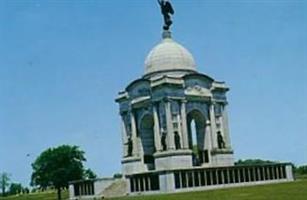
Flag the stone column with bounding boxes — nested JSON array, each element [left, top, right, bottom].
[[209, 102, 218, 149], [192, 172, 195, 186], [79, 184, 82, 196], [148, 176, 151, 190], [153, 104, 162, 152], [242, 168, 246, 182], [137, 178, 141, 192], [204, 171, 207, 185], [258, 167, 262, 181], [69, 185, 75, 198], [197, 172, 201, 186], [130, 110, 139, 157], [209, 170, 213, 185], [205, 120, 212, 150], [221, 170, 225, 184], [226, 169, 230, 183], [276, 166, 280, 179], [180, 100, 189, 149], [221, 104, 231, 148], [121, 115, 128, 157], [142, 177, 146, 191], [262, 167, 266, 180], [165, 100, 175, 150], [252, 167, 256, 181], [133, 178, 137, 192], [232, 169, 235, 183], [271, 167, 275, 179], [286, 165, 294, 180], [201, 120, 212, 164], [179, 172, 183, 188], [247, 168, 251, 182], [238, 169, 241, 183], [177, 113, 183, 148]]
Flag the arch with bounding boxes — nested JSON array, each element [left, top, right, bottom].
[[139, 114, 155, 169], [186, 109, 209, 166]]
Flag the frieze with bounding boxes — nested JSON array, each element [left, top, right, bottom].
[[185, 84, 212, 97]]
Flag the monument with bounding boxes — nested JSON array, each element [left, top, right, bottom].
[[68, 1, 294, 199]]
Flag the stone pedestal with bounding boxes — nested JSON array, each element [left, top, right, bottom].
[[154, 150, 193, 171], [122, 157, 146, 175], [210, 148, 234, 167]]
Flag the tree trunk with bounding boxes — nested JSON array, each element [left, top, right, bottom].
[[1, 186, 4, 197], [57, 188, 61, 200], [1, 178, 5, 197]]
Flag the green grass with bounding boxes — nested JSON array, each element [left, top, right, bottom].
[[0, 180, 306, 200], [112, 180, 307, 200], [0, 190, 68, 200]]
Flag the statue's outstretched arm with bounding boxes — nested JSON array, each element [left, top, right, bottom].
[[157, 0, 162, 6]]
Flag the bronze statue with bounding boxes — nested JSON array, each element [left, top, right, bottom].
[[157, 0, 174, 30], [217, 131, 226, 149], [127, 136, 133, 157], [161, 132, 167, 151], [174, 131, 181, 150]]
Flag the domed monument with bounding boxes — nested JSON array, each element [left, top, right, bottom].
[[69, 1, 293, 199], [117, 26, 234, 176]]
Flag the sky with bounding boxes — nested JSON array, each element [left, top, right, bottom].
[[0, 0, 306, 187]]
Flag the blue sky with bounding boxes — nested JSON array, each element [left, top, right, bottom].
[[0, 0, 306, 186]]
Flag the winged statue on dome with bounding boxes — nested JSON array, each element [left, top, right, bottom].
[[157, 0, 175, 30]]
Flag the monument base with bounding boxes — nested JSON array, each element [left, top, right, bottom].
[[210, 148, 235, 167], [68, 163, 294, 199], [127, 163, 294, 194], [121, 156, 146, 175], [154, 149, 193, 171]]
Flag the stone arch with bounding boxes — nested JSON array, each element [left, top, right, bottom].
[[139, 114, 155, 169], [186, 109, 209, 166]]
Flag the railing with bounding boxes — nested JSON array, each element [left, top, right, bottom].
[[71, 163, 291, 197], [73, 180, 95, 196], [174, 164, 287, 189], [128, 173, 160, 193]]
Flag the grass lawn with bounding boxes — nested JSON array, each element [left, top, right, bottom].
[[113, 180, 307, 200], [0, 180, 306, 200], [0, 190, 68, 200]]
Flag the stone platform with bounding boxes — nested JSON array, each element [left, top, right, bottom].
[[126, 163, 293, 194], [69, 163, 293, 199]]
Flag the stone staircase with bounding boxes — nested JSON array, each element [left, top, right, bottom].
[[100, 179, 127, 198]]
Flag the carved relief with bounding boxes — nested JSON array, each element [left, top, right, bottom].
[[185, 84, 212, 97]]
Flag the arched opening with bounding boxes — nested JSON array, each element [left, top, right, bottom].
[[139, 114, 155, 170], [187, 110, 209, 166], [190, 120, 197, 148]]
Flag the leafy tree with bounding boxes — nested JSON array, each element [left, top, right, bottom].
[[31, 188, 38, 193], [235, 159, 277, 166], [23, 187, 30, 194], [8, 183, 23, 195], [296, 165, 307, 175], [0, 172, 10, 197], [113, 173, 123, 179], [31, 145, 86, 200], [83, 169, 97, 179]]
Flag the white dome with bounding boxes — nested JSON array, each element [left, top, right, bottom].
[[144, 32, 196, 75]]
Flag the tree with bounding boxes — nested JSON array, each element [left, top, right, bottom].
[[23, 187, 30, 194], [83, 169, 97, 179], [31, 145, 86, 200], [113, 173, 123, 179], [235, 159, 277, 166], [8, 183, 23, 195], [0, 172, 10, 197], [296, 165, 307, 175]]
